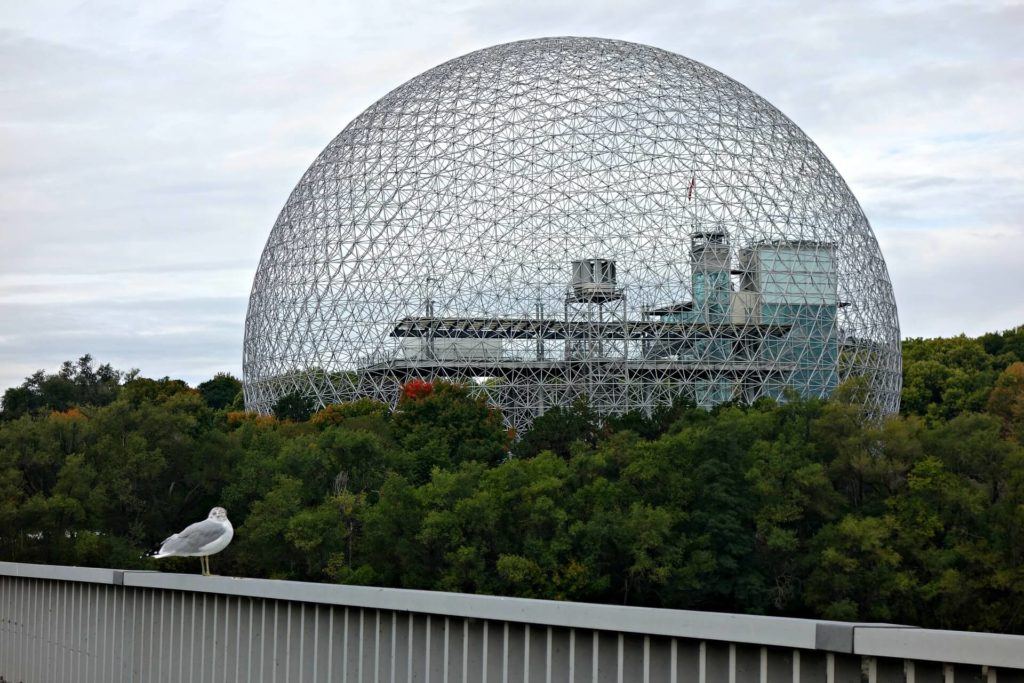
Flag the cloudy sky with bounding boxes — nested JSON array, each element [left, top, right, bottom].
[[1, 0, 1022, 391]]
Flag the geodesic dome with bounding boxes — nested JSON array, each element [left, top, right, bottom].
[[243, 36, 900, 430]]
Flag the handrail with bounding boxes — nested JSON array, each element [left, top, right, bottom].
[[2, 560, 1023, 669]]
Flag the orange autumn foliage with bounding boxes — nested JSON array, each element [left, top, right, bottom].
[[401, 379, 434, 401]]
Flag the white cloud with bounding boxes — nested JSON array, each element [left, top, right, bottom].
[[0, 0, 1021, 391], [879, 223, 1024, 338]]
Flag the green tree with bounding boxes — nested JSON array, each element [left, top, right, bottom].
[[273, 391, 317, 422], [513, 401, 598, 458], [197, 373, 243, 410], [988, 362, 1024, 442], [1, 355, 124, 420], [393, 382, 510, 480], [5, 332, 1024, 634], [805, 514, 911, 622]]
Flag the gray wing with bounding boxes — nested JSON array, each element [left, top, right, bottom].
[[159, 519, 225, 555]]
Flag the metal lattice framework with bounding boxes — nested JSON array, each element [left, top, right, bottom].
[[243, 37, 901, 430]]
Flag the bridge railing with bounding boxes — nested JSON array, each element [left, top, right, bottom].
[[1, 561, 1022, 682]]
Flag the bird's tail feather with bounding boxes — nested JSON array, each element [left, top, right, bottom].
[[142, 540, 168, 560]]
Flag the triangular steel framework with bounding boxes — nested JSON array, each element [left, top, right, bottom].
[[243, 37, 901, 432]]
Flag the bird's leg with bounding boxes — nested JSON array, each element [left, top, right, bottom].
[[207, 557, 214, 576], [200, 556, 209, 576]]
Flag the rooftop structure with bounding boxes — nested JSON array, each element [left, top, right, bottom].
[[243, 37, 901, 429]]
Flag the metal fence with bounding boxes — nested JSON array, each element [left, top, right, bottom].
[[1, 561, 1022, 683]]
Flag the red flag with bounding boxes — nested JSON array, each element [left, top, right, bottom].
[[687, 175, 696, 201]]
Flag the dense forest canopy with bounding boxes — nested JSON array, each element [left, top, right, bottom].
[[2, 327, 1023, 633]]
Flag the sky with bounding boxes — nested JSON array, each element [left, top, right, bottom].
[[1, 0, 1022, 391]]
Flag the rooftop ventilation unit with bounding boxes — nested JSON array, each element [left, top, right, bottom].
[[570, 259, 622, 303]]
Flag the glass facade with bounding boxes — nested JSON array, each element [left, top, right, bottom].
[[654, 239, 840, 406]]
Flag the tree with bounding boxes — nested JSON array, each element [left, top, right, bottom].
[[1, 355, 124, 420], [804, 514, 911, 622], [4, 332, 1024, 633], [393, 382, 511, 479], [514, 401, 598, 458], [197, 373, 243, 410], [120, 376, 193, 405], [272, 391, 316, 421], [988, 362, 1024, 442]]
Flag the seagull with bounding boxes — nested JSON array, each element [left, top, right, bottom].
[[152, 507, 234, 576]]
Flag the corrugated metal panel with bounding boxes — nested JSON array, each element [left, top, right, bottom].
[[1, 564, 1023, 682]]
